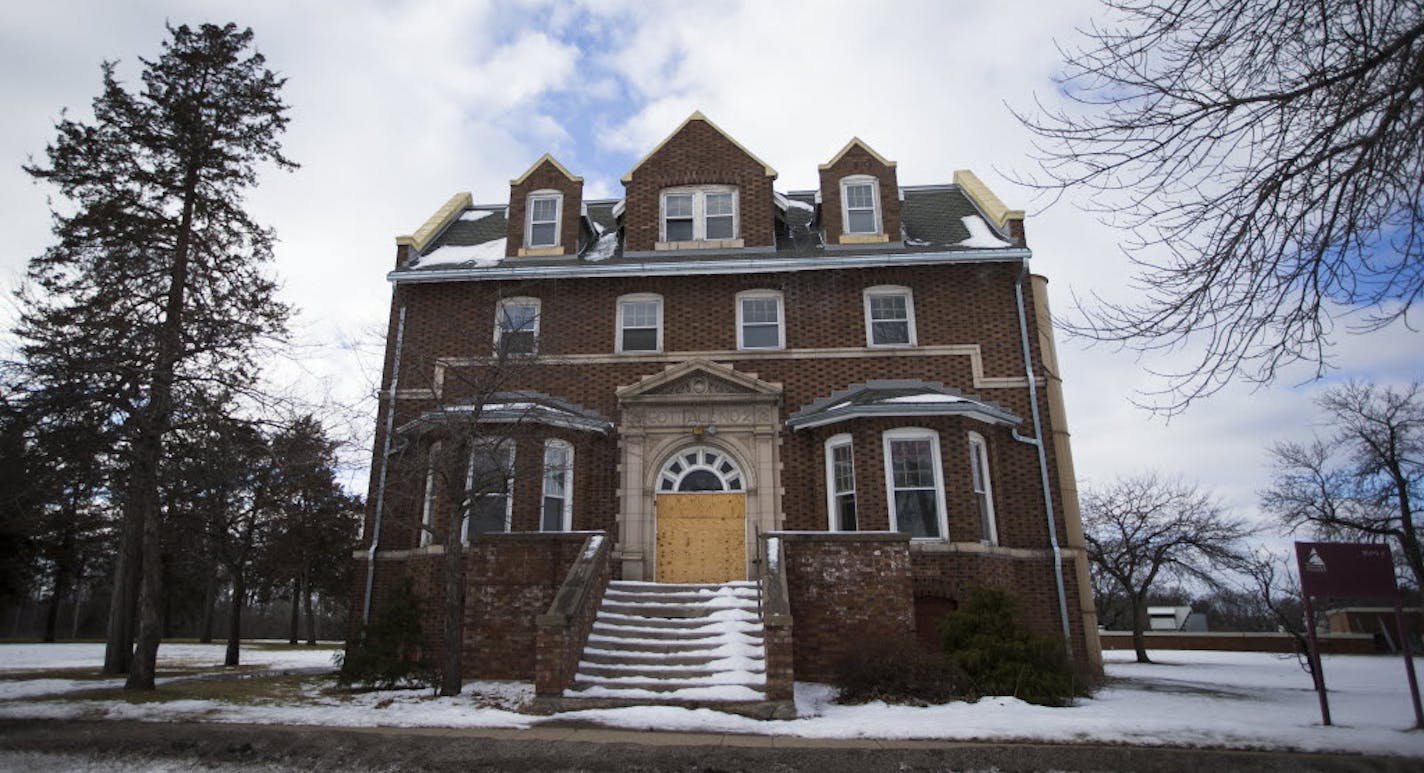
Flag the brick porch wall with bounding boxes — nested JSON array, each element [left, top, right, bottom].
[[776, 531, 913, 682]]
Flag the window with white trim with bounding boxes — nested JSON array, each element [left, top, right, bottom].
[[541, 439, 573, 531], [968, 432, 998, 545], [420, 443, 439, 547], [841, 175, 881, 234], [660, 186, 738, 242], [863, 286, 916, 347], [494, 297, 539, 356], [463, 441, 514, 541], [617, 294, 662, 353], [882, 428, 948, 539], [825, 434, 857, 531], [526, 190, 562, 248], [737, 290, 784, 350]]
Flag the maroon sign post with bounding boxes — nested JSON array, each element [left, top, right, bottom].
[[1295, 542, 1423, 729]]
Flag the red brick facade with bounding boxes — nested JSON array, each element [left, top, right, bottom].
[[353, 114, 1102, 691], [622, 116, 776, 252], [818, 141, 902, 244], [506, 157, 583, 258]]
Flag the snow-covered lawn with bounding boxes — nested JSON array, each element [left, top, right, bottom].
[[2, 644, 1421, 756], [0, 641, 340, 700]]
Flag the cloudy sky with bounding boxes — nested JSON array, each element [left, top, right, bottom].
[[1, 0, 1417, 531]]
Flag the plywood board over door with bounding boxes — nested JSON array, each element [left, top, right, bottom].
[[655, 493, 746, 583]]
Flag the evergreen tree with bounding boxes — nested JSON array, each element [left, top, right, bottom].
[[260, 415, 361, 646], [19, 22, 294, 688]]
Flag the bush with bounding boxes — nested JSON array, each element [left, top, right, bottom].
[[336, 577, 435, 690], [830, 634, 974, 705], [940, 587, 1087, 707]]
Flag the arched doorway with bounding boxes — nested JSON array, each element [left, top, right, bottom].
[[655, 445, 747, 583]]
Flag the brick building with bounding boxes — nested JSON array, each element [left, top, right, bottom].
[[355, 113, 1102, 708]]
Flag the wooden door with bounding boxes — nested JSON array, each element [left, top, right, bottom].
[[655, 493, 746, 583]]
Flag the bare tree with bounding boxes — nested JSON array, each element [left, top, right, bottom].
[[1263, 380, 1423, 590], [1082, 472, 1255, 662], [1016, 0, 1424, 413], [1235, 548, 1312, 673], [388, 299, 591, 696]]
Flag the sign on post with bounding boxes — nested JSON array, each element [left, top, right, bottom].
[[1294, 542, 1423, 729]]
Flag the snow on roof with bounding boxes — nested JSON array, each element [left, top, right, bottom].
[[958, 216, 1012, 248], [459, 209, 494, 222], [414, 238, 507, 268], [610, 198, 626, 218], [773, 192, 790, 211], [877, 393, 966, 404], [786, 198, 814, 212], [584, 231, 618, 262]]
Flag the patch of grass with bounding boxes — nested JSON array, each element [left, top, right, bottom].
[[34, 673, 334, 705]]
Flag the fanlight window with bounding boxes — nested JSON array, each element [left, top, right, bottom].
[[658, 446, 744, 493]]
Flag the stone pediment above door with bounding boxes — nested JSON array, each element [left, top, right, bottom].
[[616, 359, 782, 404]]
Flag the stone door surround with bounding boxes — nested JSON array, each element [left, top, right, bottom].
[[615, 359, 783, 581]]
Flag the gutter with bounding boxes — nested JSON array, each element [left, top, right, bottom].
[[362, 303, 408, 624], [388, 247, 1031, 284], [1010, 259, 1074, 654]]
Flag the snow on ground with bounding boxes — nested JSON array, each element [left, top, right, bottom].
[[2, 645, 1422, 756], [0, 641, 339, 672]]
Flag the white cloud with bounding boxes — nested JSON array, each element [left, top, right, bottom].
[[1, 0, 1415, 525]]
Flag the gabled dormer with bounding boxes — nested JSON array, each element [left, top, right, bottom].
[[506, 154, 583, 258], [620, 112, 778, 255], [818, 138, 901, 247]]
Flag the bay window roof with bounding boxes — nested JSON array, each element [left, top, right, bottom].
[[787, 380, 1022, 431]]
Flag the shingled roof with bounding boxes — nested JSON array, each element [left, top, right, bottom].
[[403, 182, 1017, 274], [787, 380, 1022, 431]]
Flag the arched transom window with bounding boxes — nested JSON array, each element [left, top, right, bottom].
[[658, 446, 744, 493]]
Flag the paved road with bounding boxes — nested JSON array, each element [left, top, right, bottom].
[[0, 719, 1416, 772]]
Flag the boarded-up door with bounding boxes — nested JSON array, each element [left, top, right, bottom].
[[655, 493, 746, 583]]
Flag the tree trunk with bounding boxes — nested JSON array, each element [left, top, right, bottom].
[[126, 164, 200, 691], [199, 566, 218, 643], [1388, 458, 1424, 592], [1131, 595, 1152, 663], [303, 569, 317, 646], [288, 576, 300, 645], [102, 503, 142, 674], [226, 569, 244, 667], [440, 500, 466, 697], [43, 591, 61, 643], [126, 425, 166, 690]]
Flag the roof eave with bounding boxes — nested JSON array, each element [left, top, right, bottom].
[[787, 404, 1023, 431], [388, 246, 1032, 284]]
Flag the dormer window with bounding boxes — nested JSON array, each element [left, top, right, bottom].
[[526, 191, 562, 248], [660, 186, 738, 243], [841, 176, 881, 234]]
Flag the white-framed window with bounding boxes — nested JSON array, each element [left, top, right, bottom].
[[541, 439, 574, 531], [968, 432, 998, 545], [494, 296, 540, 356], [825, 433, 857, 532], [420, 443, 440, 547], [882, 428, 948, 540], [526, 190, 562, 248], [736, 290, 784, 350], [863, 285, 916, 347], [463, 440, 514, 541], [660, 186, 738, 242], [616, 293, 663, 353], [840, 175, 881, 235]]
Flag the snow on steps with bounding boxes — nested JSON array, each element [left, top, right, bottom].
[[565, 580, 770, 706]]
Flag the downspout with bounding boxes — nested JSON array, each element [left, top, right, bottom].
[[1011, 259, 1073, 653], [362, 302, 408, 624]]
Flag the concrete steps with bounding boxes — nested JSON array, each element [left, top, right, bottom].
[[563, 580, 772, 711]]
